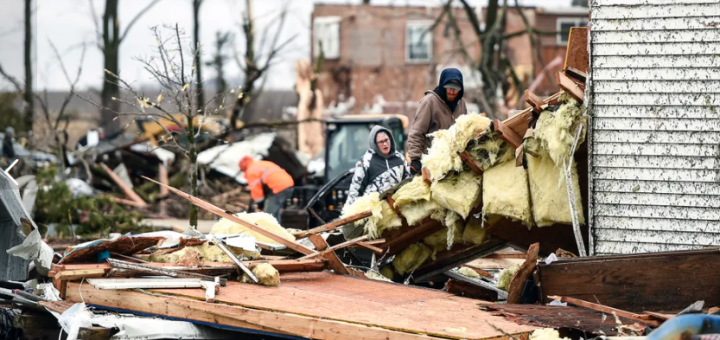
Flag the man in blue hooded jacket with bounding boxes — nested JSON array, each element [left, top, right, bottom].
[[407, 68, 467, 175]]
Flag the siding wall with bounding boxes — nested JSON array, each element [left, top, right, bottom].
[[589, 0, 720, 255]]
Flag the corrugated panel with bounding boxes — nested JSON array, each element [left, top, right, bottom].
[[590, 2, 720, 254]]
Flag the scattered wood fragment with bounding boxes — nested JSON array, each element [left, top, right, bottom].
[[100, 163, 147, 206], [54, 269, 106, 281], [141, 176, 316, 255], [506, 243, 539, 304], [378, 219, 445, 257], [210, 236, 257, 283], [565, 66, 587, 82], [556, 71, 584, 102], [301, 235, 370, 260], [107, 258, 227, 286], [564, 27, 589, 74], [460, 265, 493, 278], [421, 168, 432, 185], [355, 241, 384, 255], [307, 234, 364, 277], [524, 90, 545, 114], [459, 150, 483, 174], [548, 295, 660, 327], [445, 278, 499, 301], [494, 119, 523, 149], [292, 210, 373, 239], [79, 326, 118, 340]]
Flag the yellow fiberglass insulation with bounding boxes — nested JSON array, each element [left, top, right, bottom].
[[422, 113, 492, 180], [392, 243, 432, 276], [423, 229, 448, 257], [242, 263, 280, 286], [527, 152, 585, 227], [149, 242, 261, 264], [431, 171, 482, 219], [365, 269, 393, 283], [210, 212, 295, 247], [458, 266, 481, 279], [400, 199, 442, 226], [380, 265, 395, 281], [467, 132, 514, 171], [496, 265, 520, 290], [462, 215, 488, 245], [482, 159, 533, 227], [534, 93, 587, 167], [341, 192, 401, 239], [392, 176, 431, 208], [530, 329, 570, 340]]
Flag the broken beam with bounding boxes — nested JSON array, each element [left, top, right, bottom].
[[548, 295, 660, 327], [107, 258, 227, 286], [53, 268, 106, 281], [292, 210, 373, 239], [141, 176, 316, 255], [524, 90, 545, 114], [459, 151, 483, 174], [307, 234, 364, 277], [494, 119, 523, 149], [556, 71, 584, 102], [100, 163, 146, 207], [301, 235, 370, 260]]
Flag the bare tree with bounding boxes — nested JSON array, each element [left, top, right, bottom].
[[24, 0, 33, 132], [207, 31, 233, 108], [230, 0, 297, 130], [89, 0, 162, 134], [83, 25, 228, 229], [0, 41, 86, 176], [192, 0, 205, 114]]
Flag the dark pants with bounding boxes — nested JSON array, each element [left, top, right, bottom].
[[264, 188, 293, 223]]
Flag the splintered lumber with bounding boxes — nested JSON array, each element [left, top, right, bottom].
[[524, 90, 545, 114], [52, 259, 328, 275], [107, 258, 227, 286], [378, 218, 445, 257], [141, 176, 315, 255], [307, 234, 365, 277], [537, 248, 720, 312], [100, 163, 146, 206], [506, 243, 539, 304], [547, 295, 660, 327], [66, 272, 537, 340], [460, 265, 493, 278], [557, 71, 584, 102], [301, 235, 370, 260], [292, 210, 373, 239], [414, 238, 509, 282], [445, 278, 499, 301], [566, 66, 587, 83], [355, 241, 384, 255], [458, 151, 483, 174], [54, 269, 106, 281], [494, 119, 523, 149]]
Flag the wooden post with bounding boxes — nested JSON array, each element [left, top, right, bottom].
[[100, 163, 147, 207]]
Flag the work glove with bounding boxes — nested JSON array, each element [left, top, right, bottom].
[[410, 160, 422, 176]]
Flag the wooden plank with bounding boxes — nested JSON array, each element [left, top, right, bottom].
[[445, 278, 499, 301], [494, 119, 523, 149], [65, 272, 537, 340], [506, 243, 539, 304], [538, 248, 720, 312], [547, 295, 660, 327], [421, 168, 431, 185], [301, 235, 370, 260], [141, 176, 316, 255], [566, 67, 587, 83], [556, 72, 584, 102], [54, 269, 106, 281], [414, 239, 509, 282], [292, 211, 373, 239], [564, 27, 588, 74], [100, 163, 146, 206], [378, 218, 445, 257], [307, 234, 361, 277], [459, 151, 483, 174], [524, 90, 545, 113], [355, 241, 384, 255], [459, 265, 494, 278]]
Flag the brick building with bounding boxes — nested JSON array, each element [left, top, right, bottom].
[[311, 3, 588, 118]]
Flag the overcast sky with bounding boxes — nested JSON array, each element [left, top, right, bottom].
[[0, 0, 573, 92]]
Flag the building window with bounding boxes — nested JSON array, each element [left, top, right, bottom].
[[314, 16, 341, 59], [557, 18, 588, 44], [406, 21, 433, 63]]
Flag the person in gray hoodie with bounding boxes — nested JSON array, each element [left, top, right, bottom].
[[345, 126, 408, 206]]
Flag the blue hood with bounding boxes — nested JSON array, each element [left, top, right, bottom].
[[433, 68, 464, 112]]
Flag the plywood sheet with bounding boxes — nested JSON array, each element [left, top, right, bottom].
[[147, 272, 536, 339]]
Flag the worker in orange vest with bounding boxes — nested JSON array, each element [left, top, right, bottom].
[[239, 156, 295, 222]]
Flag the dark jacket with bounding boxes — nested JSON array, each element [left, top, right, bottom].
[[2, 134, 14, 158], [346, 126, 408, 206], [407, 68, 467, 160]]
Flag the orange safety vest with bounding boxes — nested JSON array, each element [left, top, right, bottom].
[[244, 160, 294, 201]]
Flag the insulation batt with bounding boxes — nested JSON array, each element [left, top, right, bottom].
[[482, 159, 533, 227], [341, 192, 401, 239], [461, 215, 488, 245], [243, 263, 280, 286], [430, 171, 482, 219], [380, 265, 395, 281], [467, 132, 514, 171], [210, 212, 295, 246], [392, 243, 432, 276], [422, 113, 492, 180], [458, 266, 481, 279], [533, 93, 587, 167], [399, 198, 441, 226], [392, 176, 431, 208], [149, 242, 260, 264], [530, 329, 570, 340], [496, 265, 520, 291], [527, 151, 585, 227]]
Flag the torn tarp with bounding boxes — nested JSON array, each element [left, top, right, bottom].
[[6, 229, 53, 276], [197, 133, 275, 184]]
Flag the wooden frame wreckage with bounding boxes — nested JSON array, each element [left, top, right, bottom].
[[5, 19, 720, 340]]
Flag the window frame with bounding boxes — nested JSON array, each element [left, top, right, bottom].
[[405, 20, 434, 64], [313, 16, 341, 60]]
